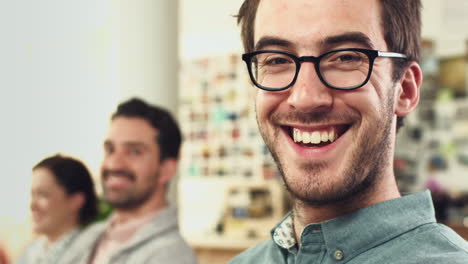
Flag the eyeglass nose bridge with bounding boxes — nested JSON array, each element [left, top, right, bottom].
[[293, 55, 324, 83], [297, 55, 320, 63]]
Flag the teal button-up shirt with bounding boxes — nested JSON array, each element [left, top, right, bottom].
[[229, 191, 468, 264]]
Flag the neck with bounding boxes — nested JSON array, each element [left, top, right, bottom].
[[45, 222, 77, 246], [113, 196, 168, 225], [292, 171, 400, 245]]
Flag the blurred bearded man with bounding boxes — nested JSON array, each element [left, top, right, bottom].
[[75, 98, 196, 264]]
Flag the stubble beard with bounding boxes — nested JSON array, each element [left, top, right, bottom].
[[102, 170, 159, 210], [258, 90, 395, 207]]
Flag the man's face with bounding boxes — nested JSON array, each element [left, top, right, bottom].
[[101, 116, 162, 210], [254, 0, 399, 205], [30, 168, 79, 236]]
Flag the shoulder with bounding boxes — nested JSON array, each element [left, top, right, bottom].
[[133, 238, 197, 264], [425, 224, 468, 257], [129, 225, 197, 264], [15, 239, 42, 263], [364, 222, 468, 263], [141, 248, 197, 264], [229, 240, 283, 264], [408, 223, 468, 254], [140, 219, 193, 250], [59, 222, 107, 264], [74, 221, 107, 245]]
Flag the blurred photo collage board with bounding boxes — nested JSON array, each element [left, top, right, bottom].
[[394, 39, 468, 193], [179, 54, 280, 181]]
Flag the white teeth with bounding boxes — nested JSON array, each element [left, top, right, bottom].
[[310, 131, 321, 144], [294, 129, 302, 142], [293, 128, 336, 144], [329, 130, 335, 142], [302, 131, 311, 143], [297, 130, 302, 142], [321, 132, 329, 142]]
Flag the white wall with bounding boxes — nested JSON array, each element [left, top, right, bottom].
[[119, 0, 179, 112], [179, 0, 243, 60], [0, 0, 118, 256]]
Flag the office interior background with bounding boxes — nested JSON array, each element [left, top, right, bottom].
[[1, 0, 467, 263]]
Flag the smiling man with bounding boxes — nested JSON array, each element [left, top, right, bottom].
[[230, 0, 468, 263], [75, 98, 196, 264]]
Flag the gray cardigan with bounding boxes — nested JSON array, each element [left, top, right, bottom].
[[67, 205, 197, 264]]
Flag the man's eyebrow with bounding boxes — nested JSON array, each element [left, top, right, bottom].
[[254, 32, 374, 52], [103, 140, 146, 149], [254, 36, 295, 51], [322, 32, 375, 49], [123, 141, 147, 149]]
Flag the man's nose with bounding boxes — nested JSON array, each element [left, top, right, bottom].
[[102, 151, 127, 170], [287, 62, 334, 112]]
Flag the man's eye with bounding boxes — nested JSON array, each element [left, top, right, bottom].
[[129, 148, 143, 156], [337, 54, 361, 62], [104, 146, 113, 154], [265, 57, 290, 65], [34, 191, 49, 198], [333, 52, 364, 63]]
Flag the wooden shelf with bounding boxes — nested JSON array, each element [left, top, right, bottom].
[[447, 224, 468, 240], [188, 234, 265, 250]]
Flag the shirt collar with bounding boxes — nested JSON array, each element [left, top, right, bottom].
[[272, 212, 296, 249], [105, 209, 159, 241], [271, 191, 436, 258], [103, 205, 179, 244]]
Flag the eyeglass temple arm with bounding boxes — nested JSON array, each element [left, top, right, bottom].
[[378, 51, 407, 59]]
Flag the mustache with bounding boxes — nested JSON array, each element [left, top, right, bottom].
[[102, 169, 136, 181], [270, 109, 360, 124]]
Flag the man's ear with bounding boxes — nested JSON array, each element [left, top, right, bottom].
[[158, 158, 178, 186], [395, 61, 422, 117]]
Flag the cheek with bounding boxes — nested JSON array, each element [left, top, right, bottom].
[[48, 200, 72, 220], [133, 161, 159, 182], [255, 91, 285, 120], [368, 66, 396, 103], [133, 159, 152, 174], [34, 198, 49, 210], [346, 86, 384, 120], [40, 201, 55, 214], [43, 197, 66, 212]]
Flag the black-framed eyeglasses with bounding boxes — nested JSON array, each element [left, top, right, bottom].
[[241, 48, 407, 91]]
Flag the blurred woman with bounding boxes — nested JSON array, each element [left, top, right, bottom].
[[15, 154, 98, 264]]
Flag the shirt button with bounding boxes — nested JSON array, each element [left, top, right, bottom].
[[333, 250, 344, 261]]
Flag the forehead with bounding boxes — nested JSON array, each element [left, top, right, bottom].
[[254, 0, 386, 52], [107, 117, 159, 144], [32, 167, 59, 188]]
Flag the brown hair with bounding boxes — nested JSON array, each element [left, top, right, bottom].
[[236, 0, 422, 130], [112, 97, 182, 161]]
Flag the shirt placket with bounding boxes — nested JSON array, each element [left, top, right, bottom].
[[287, 226, 327, 264]]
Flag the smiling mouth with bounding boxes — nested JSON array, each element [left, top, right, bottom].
[[284, 124, 350, 147], [103, 170, 135, 182]]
